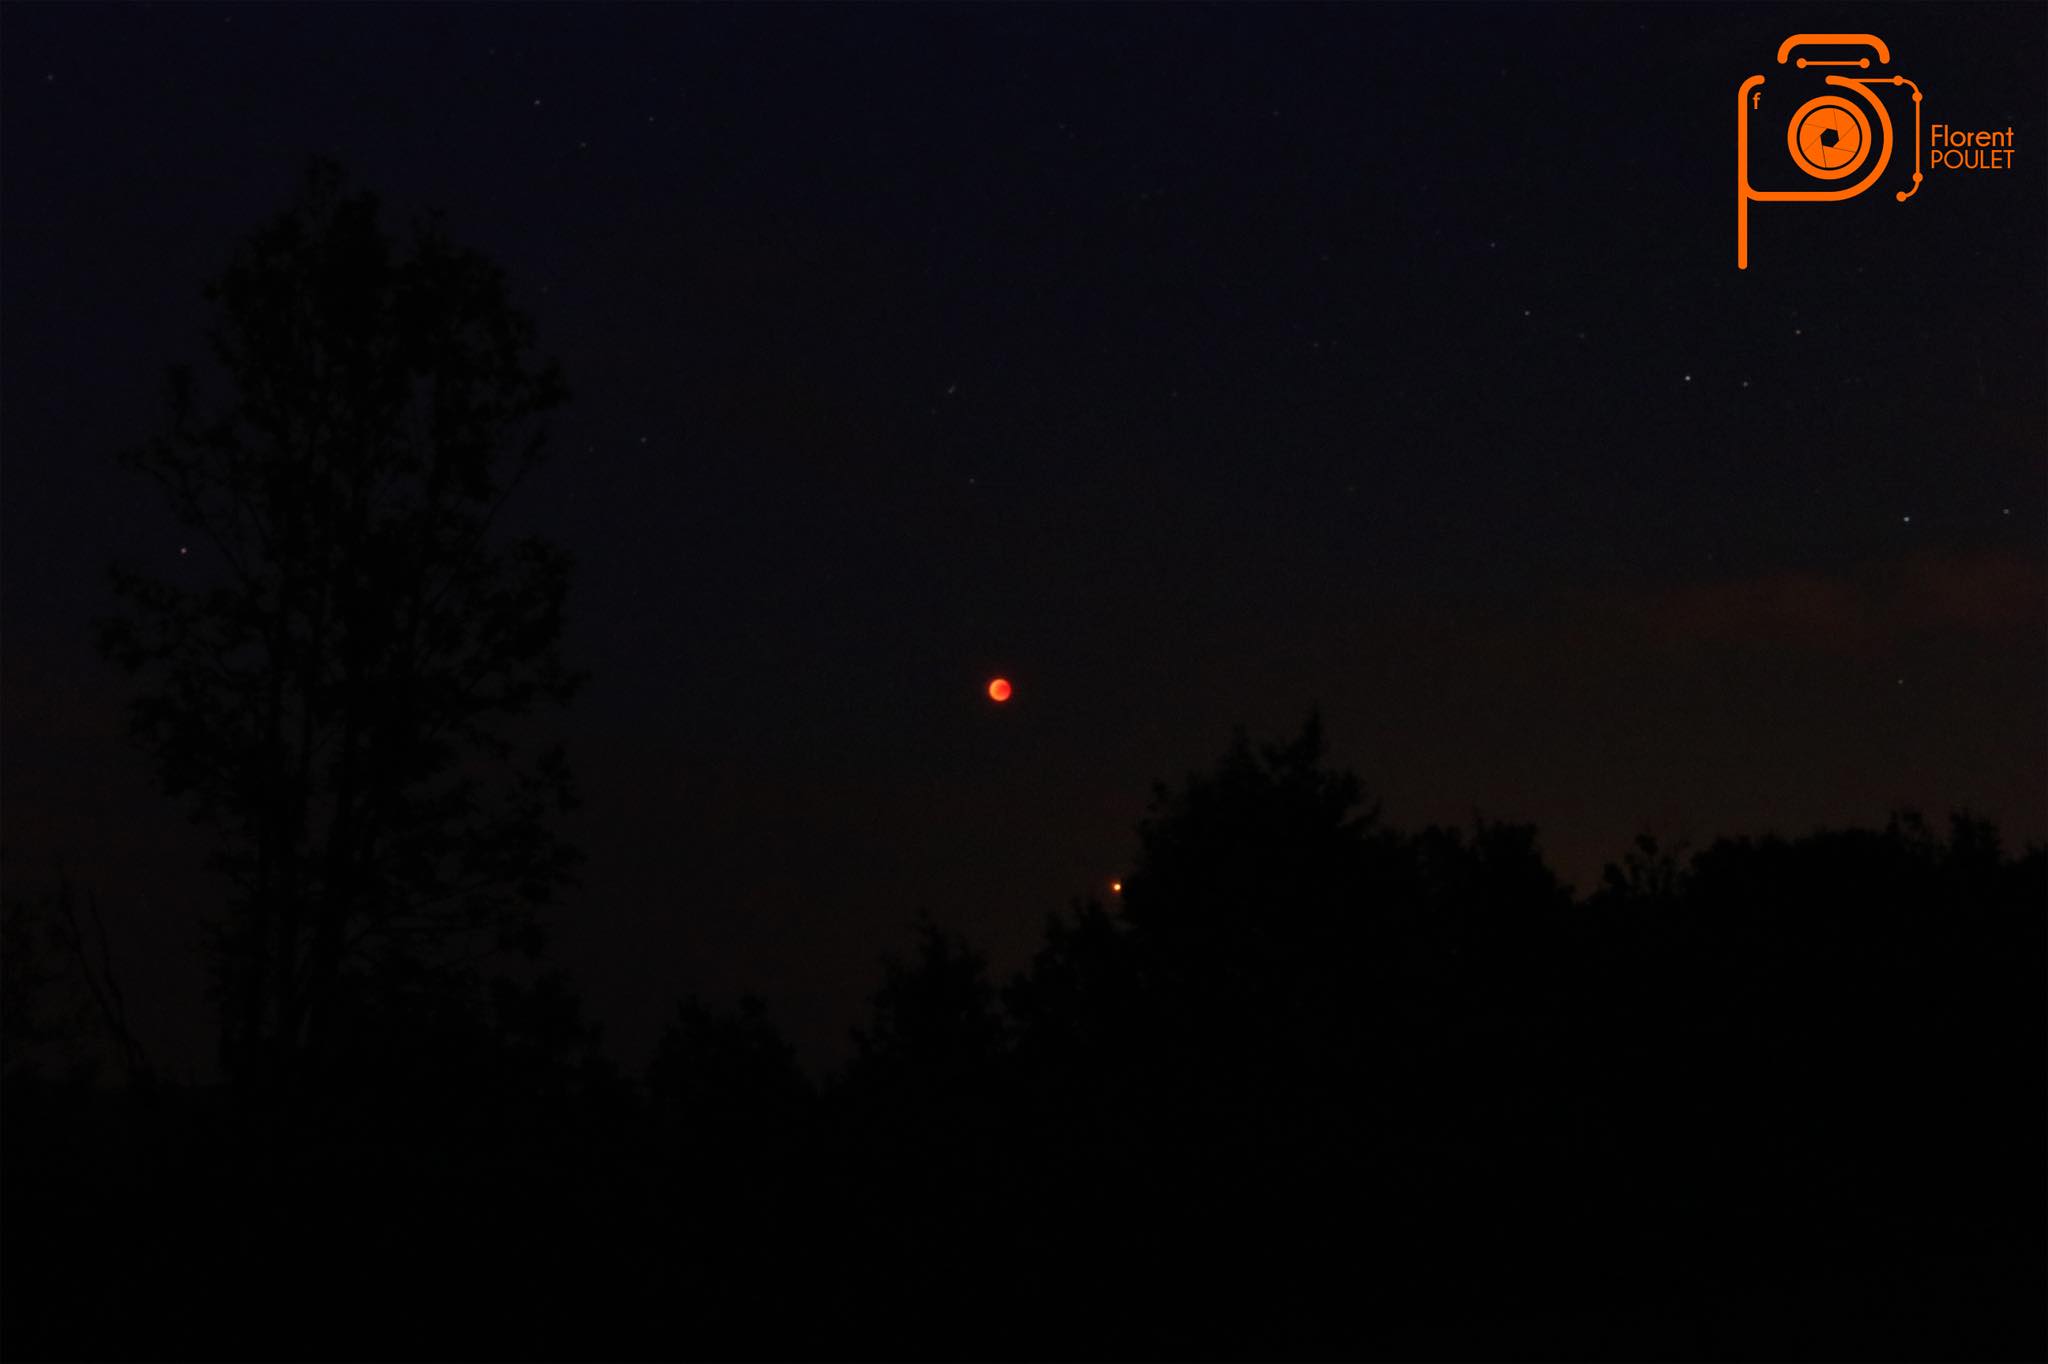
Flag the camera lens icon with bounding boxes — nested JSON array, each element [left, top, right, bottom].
[[1735, 34, 1924, 269], [1788, 96, 1872, 179]]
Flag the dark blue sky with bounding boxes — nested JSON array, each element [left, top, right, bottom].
[[3, 2, 2041, 1075]]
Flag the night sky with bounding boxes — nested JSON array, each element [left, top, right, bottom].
[[3, 2, 2042, 1079]]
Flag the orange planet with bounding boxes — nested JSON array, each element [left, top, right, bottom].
[[987, 677, 1012, 702]]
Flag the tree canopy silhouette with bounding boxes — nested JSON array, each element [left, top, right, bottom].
[[2, 704, 2040, 1360], [98, 159, 581, 1092]]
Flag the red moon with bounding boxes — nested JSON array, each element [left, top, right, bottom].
[[987, 677, 1012, 703]]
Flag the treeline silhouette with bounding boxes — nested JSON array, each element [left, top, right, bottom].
[[4, 717, 2042, 1360]]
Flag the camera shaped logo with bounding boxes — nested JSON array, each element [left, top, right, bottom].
[[1737, 34, 1924, 269]]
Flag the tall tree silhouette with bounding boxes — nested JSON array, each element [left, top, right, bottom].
[[98, 159, 580, 1091]]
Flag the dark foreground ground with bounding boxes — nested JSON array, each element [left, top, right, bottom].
[[6, 785, 2043, 1360]]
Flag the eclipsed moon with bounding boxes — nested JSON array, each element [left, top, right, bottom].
[[987, 677, 1012, 703]]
